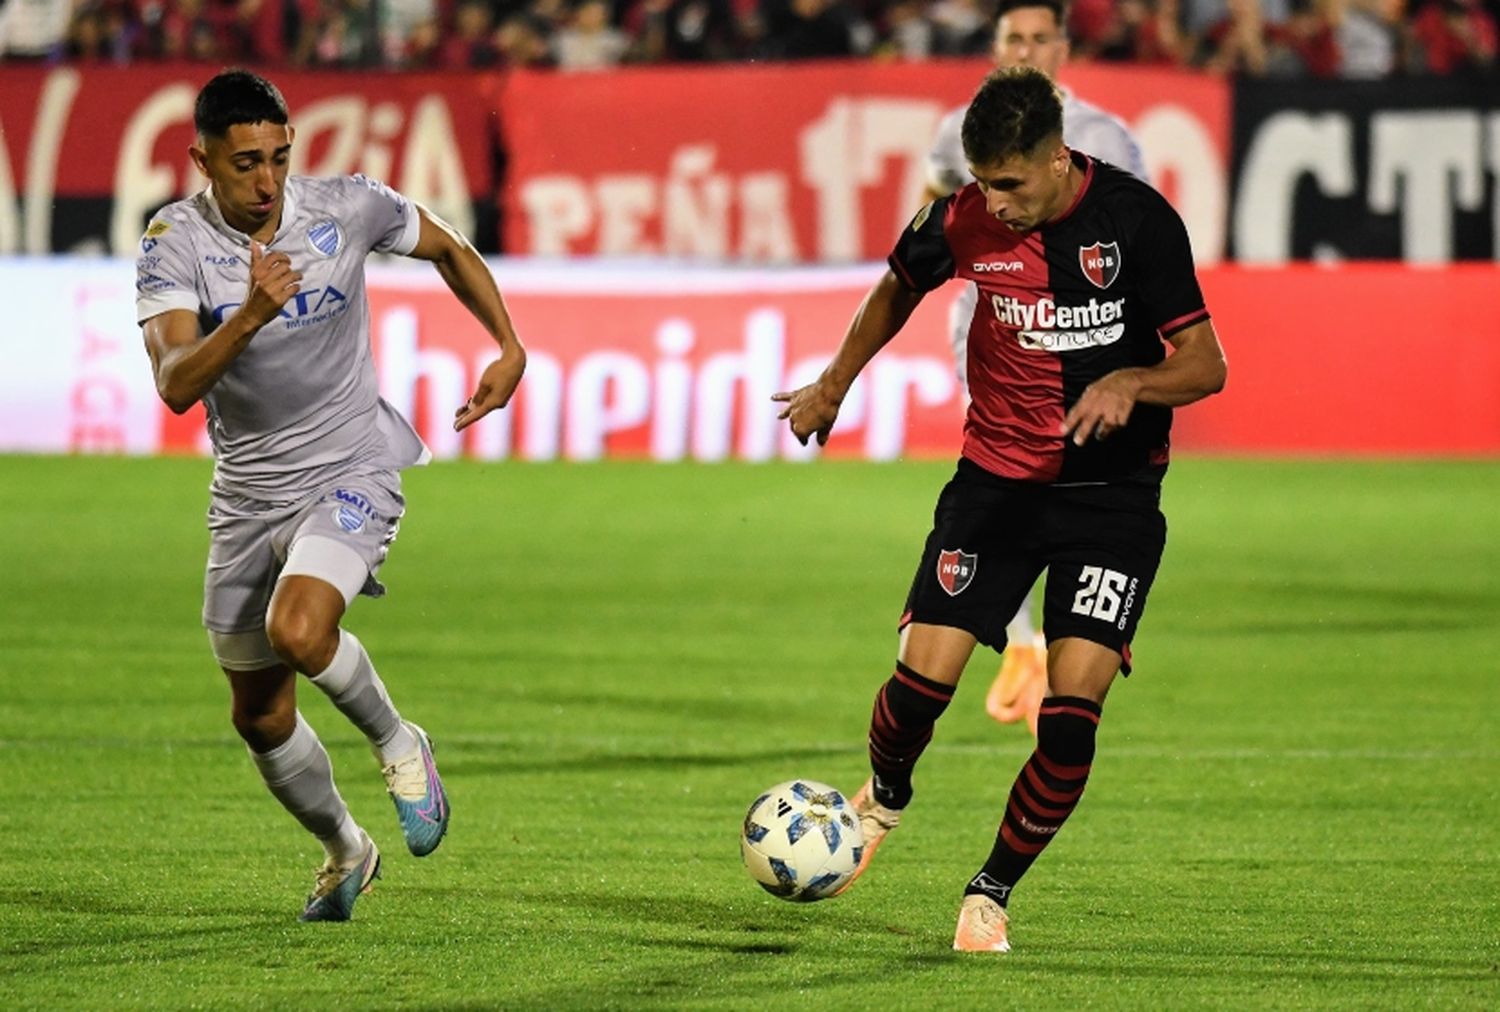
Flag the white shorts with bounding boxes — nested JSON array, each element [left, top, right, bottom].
[[201, 469, 405, 633]]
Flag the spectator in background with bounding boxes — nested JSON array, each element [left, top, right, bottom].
[[1067, 0, 1115, 53], [1336, 0, 1404, 77], [401, 11, 442, 62], [1094, 0, 1194, 63], [757, 0, 857, 58], [296, 0, 377, 66], [64, 3, 117, 62], [1200, 0, 1311, 73], [554, 0, 630, 68], [0, 0, 71, 59], [877, 0, 936, 57], [930, 0, 994, 51], [1280, 0, 1341, 72], [1411, 0, 1496, 71], [141, 0, 225, 61], [439, 0, 502, 65], [496, 11, 554, 64], [529, 0, 573, 36], [377, 0, 435, 63], [630, 0, 739, 62], [1183, 0, 1288, 36]]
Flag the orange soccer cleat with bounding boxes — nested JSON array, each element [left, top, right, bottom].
[[984, 633, 1048, 734], [833, 778, 902, 895], [952, 894, 1011, 953]]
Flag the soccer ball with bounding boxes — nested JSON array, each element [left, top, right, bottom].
[[740, 779, 863, 902]]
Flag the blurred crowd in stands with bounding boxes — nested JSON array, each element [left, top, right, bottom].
[[0, 0, 1493, 77]]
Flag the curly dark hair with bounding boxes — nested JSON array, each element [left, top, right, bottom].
[[960, 67, 1064, 168], [194, 69, 289, 139]]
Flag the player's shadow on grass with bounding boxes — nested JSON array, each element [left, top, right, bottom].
[[0, 887, 286, 966], [537, 888, 944, 952]]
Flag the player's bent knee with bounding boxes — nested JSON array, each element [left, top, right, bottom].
[[1036, 700, 1101, 767], [264, 608, 337, 674]]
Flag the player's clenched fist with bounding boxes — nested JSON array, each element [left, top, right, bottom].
[[240, 239, 302, 330]]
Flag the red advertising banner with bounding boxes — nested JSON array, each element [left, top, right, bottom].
[[0, 65, 499, 255], [154, 263, 970, 461], [1180, 264, 1500, 454], [4, 259, 1492, 460], [497, 60, 1229, 264]]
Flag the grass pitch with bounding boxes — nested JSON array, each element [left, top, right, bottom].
[[1, 455, 1496, 1009]]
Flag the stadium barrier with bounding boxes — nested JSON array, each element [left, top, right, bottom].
[[0, 61, 1226, 260], [2, 258, 1495, 460], [497, 61, 1229, 265], [7, 63, 1494, 264]]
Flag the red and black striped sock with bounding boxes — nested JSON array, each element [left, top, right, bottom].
[[868, 661, 955, 810], [966, 695, 1103, 906]]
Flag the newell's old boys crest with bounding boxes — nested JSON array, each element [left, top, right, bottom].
[[1079, 241, 1121, 289], [937, 549, 978, 596]]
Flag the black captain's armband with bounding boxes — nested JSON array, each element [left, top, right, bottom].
[[888, 196, 956, 294]]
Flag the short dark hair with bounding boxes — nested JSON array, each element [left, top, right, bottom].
[[194, 69, 289, 139], [961, 66, 1064, 168], [995, 0, 1069, 31]]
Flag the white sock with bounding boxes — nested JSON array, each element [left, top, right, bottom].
[[310, 629, 418, 764], [322, 811, 367, 867], [249, 713, 364, 862]]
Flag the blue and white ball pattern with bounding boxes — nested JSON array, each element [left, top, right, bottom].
[[740, 779, 863, 902]]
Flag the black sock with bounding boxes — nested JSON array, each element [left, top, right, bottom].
[[867, 661, 954, 810], [966, 695, 1102, 906]]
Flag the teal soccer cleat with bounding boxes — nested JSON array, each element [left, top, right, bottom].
[[380, 722, 450, 857], [300, 833, 381, 923]]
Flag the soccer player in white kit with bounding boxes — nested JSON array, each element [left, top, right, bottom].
[[924, 0, 1147, 736], [135, 70, 527, 921]]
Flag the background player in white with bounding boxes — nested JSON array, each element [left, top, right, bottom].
[[925, 0, 1148, 736], [135, 70, 526, 922]]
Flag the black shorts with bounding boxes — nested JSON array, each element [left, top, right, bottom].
[[901, 458, 1167, 673]]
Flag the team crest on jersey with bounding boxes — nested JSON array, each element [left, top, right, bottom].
[[1079, 241, 1121, 289], [936, 549, 977, 596], [333, 503, 366, 534], [307, 219, 343, 257]]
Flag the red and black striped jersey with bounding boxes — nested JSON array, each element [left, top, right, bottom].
[[889, 152, 1209, 486]]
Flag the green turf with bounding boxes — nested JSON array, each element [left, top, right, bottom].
[[1, 455, 1496, 1009]]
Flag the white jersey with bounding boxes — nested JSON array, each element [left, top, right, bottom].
[[926, 91, 1148, 196], [926, 91, 1147, 391], [135, 175, 429, 502]]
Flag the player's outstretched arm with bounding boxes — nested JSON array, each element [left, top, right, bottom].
[[143, 240, 302, 413], [772, 270, 924, 446], [407, 205, 527, 432], [1061, 319, 1227, 445]]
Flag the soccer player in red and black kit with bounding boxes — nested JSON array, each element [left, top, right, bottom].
[[773, 66, 1226, 952]]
